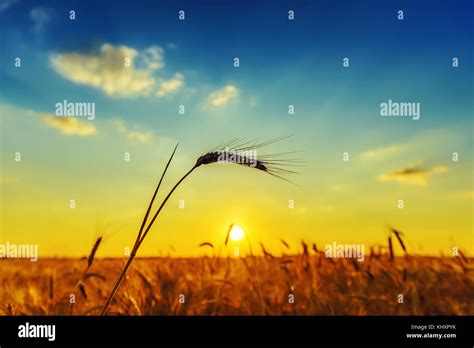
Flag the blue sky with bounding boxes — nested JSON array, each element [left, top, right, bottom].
[[1, 0, 472, 123]]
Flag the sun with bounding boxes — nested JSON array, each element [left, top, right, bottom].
[[229, 225, 245, 241]]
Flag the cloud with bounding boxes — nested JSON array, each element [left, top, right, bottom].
[[50, 44, 183, 98], [114, 120, 151, 143], [1, 103, 96, 137], [30, 7, 51, 33], [208, 85, 239, 107], [378, 165, 448, 186], [156, 73, 184, 97], [360, 144, 403, 161], [0, 0, 19, 13], [42, 114, 96, 136], [50, 44, 155, 97], [141, 46, 165, 71]]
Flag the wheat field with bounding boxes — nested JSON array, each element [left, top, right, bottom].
[[1, 253, 472, 316]]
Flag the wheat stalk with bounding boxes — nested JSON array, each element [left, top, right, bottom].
[[100, 138, 297, 315], [85, 236, 102, 273]]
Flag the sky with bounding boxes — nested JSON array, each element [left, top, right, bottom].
[[0, 0, 472, 257]]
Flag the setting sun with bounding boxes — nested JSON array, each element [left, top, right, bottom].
[[229, 225, 245, 242]]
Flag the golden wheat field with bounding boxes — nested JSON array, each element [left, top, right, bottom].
[[1, 253, 472, 316]]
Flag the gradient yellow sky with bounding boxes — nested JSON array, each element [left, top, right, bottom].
[[1, 103, 472, 257]]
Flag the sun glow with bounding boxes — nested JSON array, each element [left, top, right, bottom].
[[229, 225, 245, 241]]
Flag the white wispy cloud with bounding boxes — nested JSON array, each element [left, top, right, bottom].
[[114, 119, 152, 143], [42, 114, 96, 136], [156, 73, 184, 97], [141, 46, 165, 71], [378, 165, 449, 186], [360, 144, 403, 161], [207, 85, 239, 107], [50, 44, 184, 98]]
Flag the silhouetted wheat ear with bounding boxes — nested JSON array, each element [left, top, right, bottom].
[[389, 227, 407, 253], [199, 242, 214, 248], [49, 276, 54, 300], [280, 259, 294, 265], [195, 136, 302, 182], [280, 239, 290, 249], [260, 243, 274, 258], [388, 236, 394, 261], [78, 281, 87, 300], [224, 224, 233, 246], [301, 240, 309, 256], [86, 236, 102, 272]]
